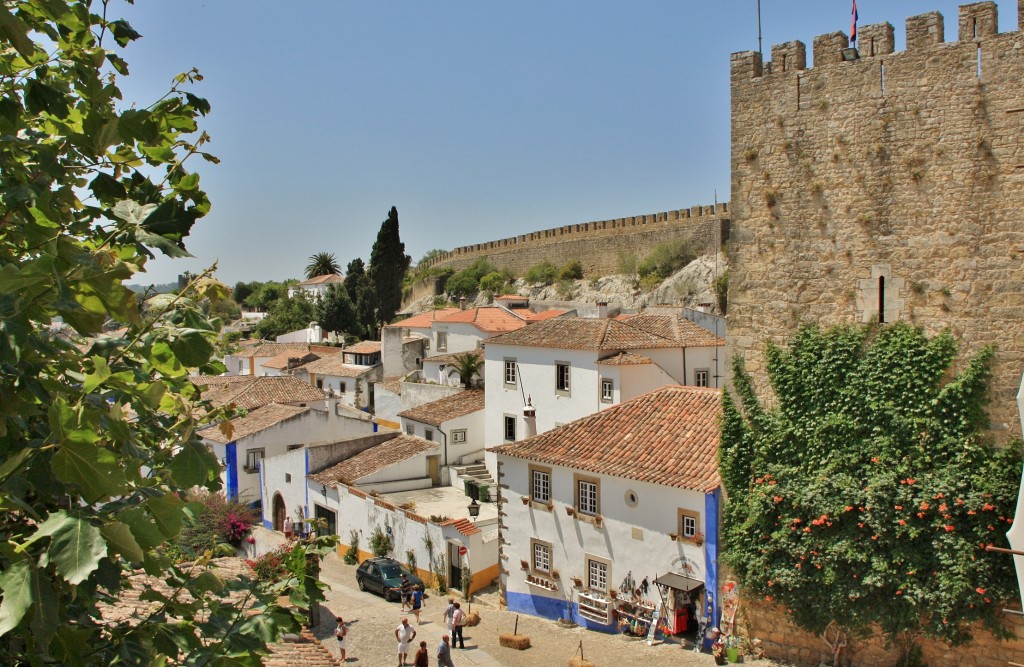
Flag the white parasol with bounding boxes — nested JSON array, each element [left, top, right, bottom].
[[1006, 375, 1024, 610]]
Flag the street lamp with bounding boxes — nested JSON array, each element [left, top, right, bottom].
[[467, 498, 480, 519]]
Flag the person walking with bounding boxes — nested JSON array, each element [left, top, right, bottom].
[[451, 602, 466, 649], [395, 617, 417, 666], [413, 639, 429, 667], [334, 616, 348, 662], [442, 598, 455, 633], [399, 573, 412, 611], [411, 586, 425, 624], [437, 634, 455, 667]]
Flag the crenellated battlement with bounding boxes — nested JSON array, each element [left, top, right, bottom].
[[420, 203, 728, 273], [731, 1, 1018, 82], [726, 0, 1024, 440]]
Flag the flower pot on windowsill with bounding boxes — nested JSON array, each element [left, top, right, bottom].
[[521, 496, 530, 505], [520, 559, 529, 570], [571, 577, 583, 588], [551, 569, 560, 579], [669, 533, 679, 541], [608, 589, 618, 599], [594, 514, 603, 527], [546, 501, 554, 511], [565, 507, 575, 517], [691, 532, 705, 546]]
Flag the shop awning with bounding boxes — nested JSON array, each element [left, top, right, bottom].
[[654, 572, 703, 592]]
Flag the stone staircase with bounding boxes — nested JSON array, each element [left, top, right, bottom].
[[451, 461, 498, 503]]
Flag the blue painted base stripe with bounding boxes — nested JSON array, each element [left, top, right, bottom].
[[505, 592, 617, 633]]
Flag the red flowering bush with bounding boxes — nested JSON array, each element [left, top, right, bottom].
[[179, 491, 261, 556], [721, 324, 1021, 653]]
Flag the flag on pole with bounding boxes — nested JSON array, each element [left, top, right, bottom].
[[850, 0, 859, 44]]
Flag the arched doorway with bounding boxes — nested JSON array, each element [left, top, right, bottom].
[[272, 493, 286, 532]]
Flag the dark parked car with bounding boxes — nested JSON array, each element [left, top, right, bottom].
[[355, 557, 424, 601]]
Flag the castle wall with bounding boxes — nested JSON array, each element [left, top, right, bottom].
[[728, 1, 1024, 438], [421, 205, 729, 277]]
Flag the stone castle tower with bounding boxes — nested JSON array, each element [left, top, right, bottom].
[[727, 1, 1024, 437]]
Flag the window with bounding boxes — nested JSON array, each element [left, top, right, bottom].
[[530, 466, 551, 503], [504, 359, 517, 386], [556, 362, 570, 393], [237, 360, 243, 373], [244, 448, 264, 473], [436, 330, 448, 352], [576, 475, 600, 516], [406, 424, 414, 436], [531, 539, 552, 574], [678, 508, 701, 538], [424, 428, 434, 442], [503, 415, 516, 441], [316, 378, 324, 389], [601, 378, 613, 402], [339, 381, 347, 393], [694, 369, 709, 388], [586, 556, 608, 591], [451, 429, 467, 443]]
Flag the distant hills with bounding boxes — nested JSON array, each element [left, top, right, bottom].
[[126, 282, 179, 295]]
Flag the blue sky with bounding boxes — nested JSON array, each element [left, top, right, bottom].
[[117, 1, 1018, 286]]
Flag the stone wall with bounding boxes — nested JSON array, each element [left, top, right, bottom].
[[728, 1, 1024, 438], [739, 595, 1024, 667], [422, 204, 730, 277]]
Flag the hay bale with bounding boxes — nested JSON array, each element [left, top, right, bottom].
[[464, 611, 481, 627], [567, 658, 595, 667], [499, 633, 531, 650]]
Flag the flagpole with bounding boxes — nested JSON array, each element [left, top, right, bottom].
[[757, 0, 762, 54]]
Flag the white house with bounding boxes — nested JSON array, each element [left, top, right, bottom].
[[230, 342, 341, 377], [491, 385, 722, 637], [398, 390, 486, 472], [427, 306, 531, 356], [422, 349, 483, 388], [200, 398, 374, 504], [292, 353, 381, 411], [482, 315, 725, 477], [287, 273, 344, 301]]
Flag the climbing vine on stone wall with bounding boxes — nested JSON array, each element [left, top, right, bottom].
[[720, 324, 1021, 649]]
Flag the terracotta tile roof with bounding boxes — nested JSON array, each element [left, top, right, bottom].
[[491, 385, 722, 492], [296, 273, 344, 286], [244, 342, 317, 359], [422, 349, 483, 365], [261, 351, 320, 370], [300, 355, 374, 378], [385, 308, 461, 329], [202, 403, 311, 443], [596, 352, 654, 366], [192, 374, 250, 386], [309, 345, 344, 356], [436, 307, 527, 333], [398, 390, 485, 427], [202, 376, 327, 410], [99, 557, 341, 666], [484, 317, 679, 351], [495, 294, 527, 301], [343, 340, 382, 355], [377, 377, 404, 396], [520, 308, 568, 322], [440, 517, 481, 536], [618, 314, 725, 347], [309, 435, 437, 485]]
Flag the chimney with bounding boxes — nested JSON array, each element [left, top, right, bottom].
[[459, 297, 468, 311], [597, 301, 608, 319]]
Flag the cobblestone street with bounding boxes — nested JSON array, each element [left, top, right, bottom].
[[309, 549, 788, 667]]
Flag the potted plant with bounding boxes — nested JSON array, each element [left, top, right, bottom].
[[521, 496, 530, 505], [571, 576, 583, 588], [565, 506, 575, 517], [608, 589, 618, 599], [692, 531, 705, 546], [669, 533, 679, 541], [520, 559, 529, 570], [546, 501, 554, 511], [551, 569, 560, 578], [594, 514, 603, 526]]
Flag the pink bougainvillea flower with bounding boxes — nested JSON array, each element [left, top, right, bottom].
[[944, 525, 956, 532], [976, 587, 987, 594], [844, 505, 854, 512], [773, 495, 783, 503], [894, 505, 903, 510], [898, 519, 907, 526], [920, 502, 930, 511]]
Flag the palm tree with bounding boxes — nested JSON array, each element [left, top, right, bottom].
[[447, 351, 484, 389], [305, 252, 341, 279]]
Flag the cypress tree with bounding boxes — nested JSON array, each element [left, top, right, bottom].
[[368, 206, 412, 329]]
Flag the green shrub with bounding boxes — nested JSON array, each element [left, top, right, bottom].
[[343, 530, 360, 565], [524, 261, 557, 285], [639, 237, 697, 281], [249, 546, 289, 581], [557, 260, 583, 281], [369, 525, 393, 558], [556, 279, 576, 300], [714, 270, 729, 314], [445, 259, 496, 298], [479, 271, 508, 295], [406, 549, 417, 574]]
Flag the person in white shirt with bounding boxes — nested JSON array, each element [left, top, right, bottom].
[[395, 617, 417, 666]]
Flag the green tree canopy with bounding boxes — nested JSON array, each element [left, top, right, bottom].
[[305, 251, 340, 279], [318, 284, 359, 338], [255, 293, 318, 340], [720, 324, 1021, 652], [343, 258, 374, 338], [368, 206, 411, 329], [0, 1, 334, 662]]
